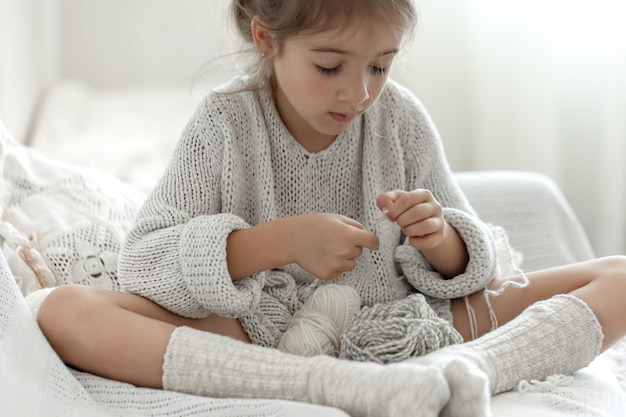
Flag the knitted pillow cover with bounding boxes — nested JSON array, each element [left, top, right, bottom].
[[0, 121, 146, 296]]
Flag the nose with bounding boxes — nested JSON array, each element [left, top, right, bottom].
[[340, 74, 370, 109]]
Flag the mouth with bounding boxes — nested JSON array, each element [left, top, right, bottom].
[[330, 111, 360, 124]]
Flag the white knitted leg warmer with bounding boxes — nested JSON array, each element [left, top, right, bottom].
[[162, 326, 455, 417], [415, 294, 603, 400]]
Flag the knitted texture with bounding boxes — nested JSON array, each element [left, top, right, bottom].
[[340, 293, 463, 363], [396, 208, 497, 299], [413, 294, 603, 395], [239, 290, 292, 348], [0, 251, 312, 417], [0, 130, 144, 295], [162, 325, 475, 417], [118, 75, 496, 323], [279, 284, 361, 357]]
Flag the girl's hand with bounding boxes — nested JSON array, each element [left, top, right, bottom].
[[376, 189, 469, 278], [285, 213, 379, 281], [376, 189, 446, 251]]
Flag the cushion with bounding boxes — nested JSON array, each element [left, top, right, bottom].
[[0, 119, 147, 296]]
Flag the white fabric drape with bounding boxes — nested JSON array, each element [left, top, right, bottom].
[[398, 0, 626, 256]]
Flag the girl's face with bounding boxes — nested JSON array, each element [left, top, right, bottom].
[[271, 20, 402, 152]]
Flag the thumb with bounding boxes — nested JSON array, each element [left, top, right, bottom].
[[376, 190, 404, 212], [342, 217, 379, 250]]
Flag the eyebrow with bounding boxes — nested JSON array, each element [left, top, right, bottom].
[[310, 47, 399, 57]]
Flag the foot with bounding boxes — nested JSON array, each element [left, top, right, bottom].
[[405, 353, 491, 417], [439, 358, 491, 417], [310, 357, 451, 417]]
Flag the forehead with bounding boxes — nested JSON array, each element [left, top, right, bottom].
[[294, 19, 403, 56]]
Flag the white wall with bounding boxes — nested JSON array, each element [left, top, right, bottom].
[[460, 0, 626, 256], [391, 0, 474, 171], [57, 0, 238, 88], [2, 0, 624, 255], [0, 0, 60, 142]]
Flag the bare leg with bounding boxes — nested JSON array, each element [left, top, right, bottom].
[[451, 255, 626, 349], [413, 256, 626, 397], [36, 284, 249, 388], [37, 285, 477, 417]]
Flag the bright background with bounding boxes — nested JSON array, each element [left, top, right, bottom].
[[1, 0, 625, 256]]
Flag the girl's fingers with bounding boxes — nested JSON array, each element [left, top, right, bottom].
[[340, 216, 379, 251], [376, 190, 403, 213], [378, 189, 433, 221], [342, 216, 367, 230], [402, 216, 442, 238], [395, 200, 440, 228]]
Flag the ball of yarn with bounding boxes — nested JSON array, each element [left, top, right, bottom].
[[339, 293, 463, 364], [278, 310, 339, 357], [278, 284, 362, 357], [302, 284, 361, 334]]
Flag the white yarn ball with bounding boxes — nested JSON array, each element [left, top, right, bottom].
[[278, 284, 362, 357], [302, 284, 361, 335], [278, 310, 339, 357]]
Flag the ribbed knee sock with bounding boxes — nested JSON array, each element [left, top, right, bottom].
[[415, 294, 603, 397], [162, 326, 456, 417]]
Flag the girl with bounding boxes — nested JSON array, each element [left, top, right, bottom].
[[37, 0, 626, 416]]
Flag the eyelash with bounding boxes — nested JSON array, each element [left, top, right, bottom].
[[371, 66, 387, 75], [316, 65, 339, 76], [315, 65, 388, 77]]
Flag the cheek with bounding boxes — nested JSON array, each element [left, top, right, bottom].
[[367, 78, 388, 102], [291, 76, 333, 110], [276, 64, 319, 100], [308, 80, 334, 103]]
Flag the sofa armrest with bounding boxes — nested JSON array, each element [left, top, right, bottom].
[[454, 170, 595, 272]]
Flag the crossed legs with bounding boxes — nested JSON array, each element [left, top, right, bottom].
[[36, 255, 626, 413]]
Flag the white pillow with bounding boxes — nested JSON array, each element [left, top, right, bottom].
[[0, 120, 147, 296]]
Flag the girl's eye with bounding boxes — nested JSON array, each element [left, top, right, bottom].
[[316, 65, 340, 76], [371, 66, 388, 76], [315, 64, 389, 77]]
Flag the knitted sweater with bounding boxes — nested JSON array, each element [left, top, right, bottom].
[[118, 76, 497, 320]]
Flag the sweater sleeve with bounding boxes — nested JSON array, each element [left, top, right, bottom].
[[118, 94, 264, 318], [390, 85, 497, 299]]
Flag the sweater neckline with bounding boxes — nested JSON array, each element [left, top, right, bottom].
[[259, 84, 362, 161]]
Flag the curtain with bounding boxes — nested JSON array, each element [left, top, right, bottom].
[[399, 0, 626, 256]]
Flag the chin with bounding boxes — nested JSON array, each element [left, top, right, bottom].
[[325, 119, 354, 135], [322, 127, 347, 138]]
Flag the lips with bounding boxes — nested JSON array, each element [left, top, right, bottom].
[[331, 111, 359, 124]]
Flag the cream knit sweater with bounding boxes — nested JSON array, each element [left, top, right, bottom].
[[118, 76, 497, 328]]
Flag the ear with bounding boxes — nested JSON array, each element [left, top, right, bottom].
[[251, 16, 275, 58]]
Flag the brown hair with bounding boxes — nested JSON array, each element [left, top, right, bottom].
[[230, 0, 418, 84]]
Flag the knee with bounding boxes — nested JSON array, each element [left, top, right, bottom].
[[37, 284, 99, 353], [593, 255, 626, 282], [598, 255, 626, 271]]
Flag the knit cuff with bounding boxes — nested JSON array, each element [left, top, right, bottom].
[[180, 213, 264, 317], [395, 208, 497, 299], [239, 291, 293, 348]]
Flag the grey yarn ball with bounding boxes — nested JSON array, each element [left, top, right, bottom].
[[339, 293, 462, 364]]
